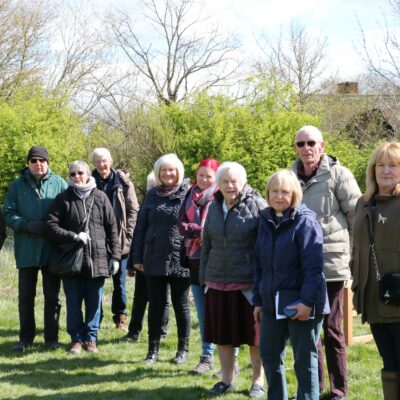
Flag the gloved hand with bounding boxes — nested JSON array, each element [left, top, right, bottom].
[[127, 268, 136, 278], [109, 258, 120, 275], [74, 232, 91, 245], [23, 220, 47, 234]]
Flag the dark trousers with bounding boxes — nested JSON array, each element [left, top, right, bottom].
[[317, 281, 348, 397], [128, 270, 169, 336], [371, 322, 400, 371], [111, 258, 127, 322], [18, 267, 61, 343], [146, 275, 190, 341]]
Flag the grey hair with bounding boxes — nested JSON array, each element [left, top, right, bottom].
[[295, 125, 324, 142], [153, 153, 184, 186], [92, 147, 112, 163], [69, 160, 92, 176], [215, 162, 247, 187], [146, 171, 157, 191]]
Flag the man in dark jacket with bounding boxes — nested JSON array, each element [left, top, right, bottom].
[[3, 146, 68, 352], [92, 148, 139, 331]]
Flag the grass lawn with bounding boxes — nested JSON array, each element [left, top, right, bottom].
[[0, 240, 383, 399]]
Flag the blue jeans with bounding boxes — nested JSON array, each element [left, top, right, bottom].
[[63, 277, 105, 343], [260, 313, 323, 400], [112, 258, 127, 321], [191, 284, 215, 357]]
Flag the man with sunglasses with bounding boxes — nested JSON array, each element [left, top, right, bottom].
[[291, 126, 361, 400], [3, 146, 67, 352]]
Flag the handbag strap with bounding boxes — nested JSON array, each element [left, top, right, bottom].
[[366, 205, 381, 281], [82, 196, 95, 233]]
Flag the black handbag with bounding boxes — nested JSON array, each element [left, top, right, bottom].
[[48, 241, 85, 277], [47, 197, 95, 277], [379, 273, 400, 304], [367, 206, 400, 305]]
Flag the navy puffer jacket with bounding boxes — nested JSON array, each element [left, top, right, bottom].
[[252, 204, 327, 316], [129, 183, 189, 277]]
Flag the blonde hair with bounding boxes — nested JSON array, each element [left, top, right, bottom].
[[153, 153, 184, 186], [364, 142, 400, 201], [265, 169, 303, 209]]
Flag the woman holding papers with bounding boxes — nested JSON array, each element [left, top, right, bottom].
[[253, 169, 328, 400]]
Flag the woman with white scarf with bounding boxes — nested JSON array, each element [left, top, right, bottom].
[[47, 161, 121, 355]]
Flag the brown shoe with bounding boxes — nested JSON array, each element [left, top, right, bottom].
[[84, 342, 98, 353], [115, 315, 129, 332], [69, 342, 82, 355]]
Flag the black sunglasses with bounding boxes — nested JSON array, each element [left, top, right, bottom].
[[29, 158, 46, 164], [296, 141, 318, 148], [70, 171, 85, 177]]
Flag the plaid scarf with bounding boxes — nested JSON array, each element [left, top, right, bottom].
[[155, 183, 180, 197], [184, 183, 218, 259]]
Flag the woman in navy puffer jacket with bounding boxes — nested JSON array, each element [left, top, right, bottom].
[[253, 169, 328, 400], [130, 153, 190, 366]]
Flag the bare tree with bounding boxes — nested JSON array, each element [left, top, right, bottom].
[[357, 0, 400, 133], [44, 2, 114, 114], [359, 0, 400, 91], [255, 20, 332, 106], [105, 0, 240, 105], [0, 0, 53, 96]]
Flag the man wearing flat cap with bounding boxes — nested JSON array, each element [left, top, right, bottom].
[[3, 146, 68, 352]]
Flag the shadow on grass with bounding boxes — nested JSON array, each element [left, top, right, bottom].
[[2, 386, 217, 400], [0, 328, 19, 338], [0, 356, 195, 390]]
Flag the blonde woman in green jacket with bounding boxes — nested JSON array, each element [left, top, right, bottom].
[[351, 142, 400, 400]]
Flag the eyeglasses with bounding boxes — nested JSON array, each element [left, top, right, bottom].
[[29, 158, 46, 164], [70, 171, 85, 177], [296, 141, 318, 148]]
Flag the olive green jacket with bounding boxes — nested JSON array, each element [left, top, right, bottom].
[[351, 195, 400, 324]]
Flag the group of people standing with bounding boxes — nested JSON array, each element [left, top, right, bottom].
[[2, 147, 138, 354], [1, 125, 400, 400]]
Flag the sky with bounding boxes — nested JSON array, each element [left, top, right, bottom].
[[92, 0, 394, 81], [203, 0, 393, 80]]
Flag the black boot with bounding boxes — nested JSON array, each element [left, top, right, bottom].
[[144, 339, 159, 365], [172, 337, 189, 365]]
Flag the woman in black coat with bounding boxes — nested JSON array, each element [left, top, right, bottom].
[[47, 161, 121, 355], [129, 153, 190, 365]]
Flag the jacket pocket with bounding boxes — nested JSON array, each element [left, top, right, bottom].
[[377, 301, 400, 318]]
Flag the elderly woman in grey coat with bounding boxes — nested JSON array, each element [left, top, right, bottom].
[[200, 162, 266, 398]]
